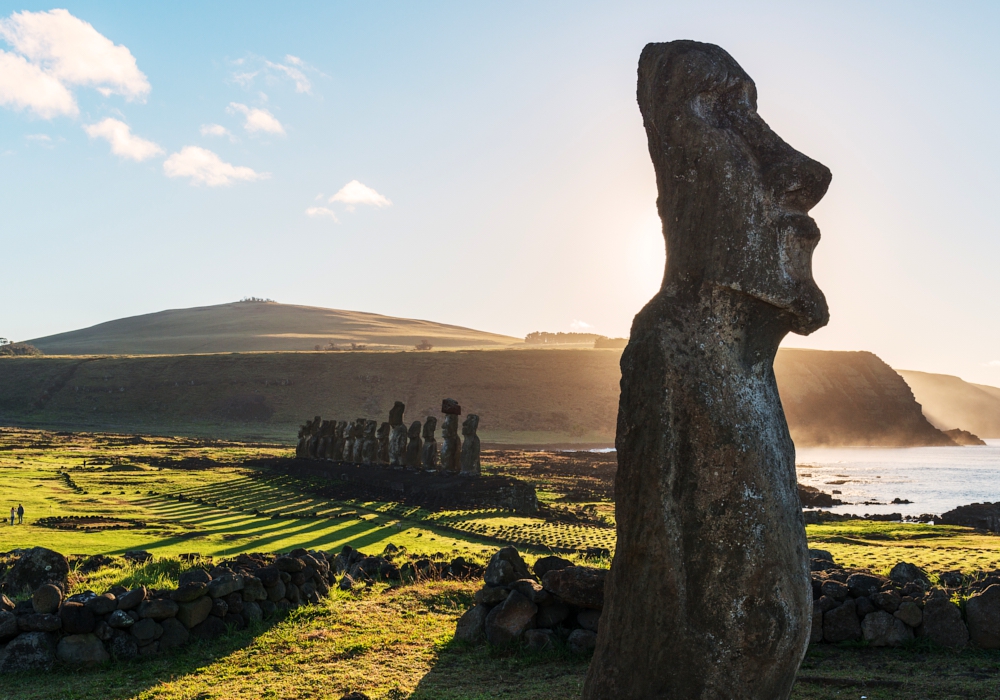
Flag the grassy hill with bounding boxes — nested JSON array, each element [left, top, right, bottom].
[[0, 347, 963, 447], [899, 369, 1000, 438], [26, 301, 521, 355]]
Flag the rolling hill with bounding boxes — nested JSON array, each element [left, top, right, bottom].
[[26, 301, 521, 355], [898, 370, 1000, 438]]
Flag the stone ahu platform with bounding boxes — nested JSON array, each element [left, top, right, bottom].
[[272, 458, 538, 514]]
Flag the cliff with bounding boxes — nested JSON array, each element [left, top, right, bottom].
[[898, 370, 1000, 438]]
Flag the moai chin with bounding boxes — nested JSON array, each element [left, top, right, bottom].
[[405, 421, 423, 469], [459, 414, 481, 476], [439, 414, 462, 473], [351, 418, 366, 463], [376, 422, 391, 464], [361, 420, 378, 465], [421, 416, 439, 470], [583, 41, 831, 700]]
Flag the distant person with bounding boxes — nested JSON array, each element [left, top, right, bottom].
[[17, 504, 23, 524]]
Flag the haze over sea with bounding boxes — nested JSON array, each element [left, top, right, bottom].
[[796, 440, 1000, 518]]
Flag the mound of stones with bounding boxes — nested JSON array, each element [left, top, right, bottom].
[[454, 546, 606, 653], [810, 550, 1000, 649], [0, 548, 337, 673]]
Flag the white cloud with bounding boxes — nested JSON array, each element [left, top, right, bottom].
[[264, 59, 311, 93], [986, 360, 1000, 367], [328, 180, 392, 211], [200, 123, 232, 138], [84, 117, 162, 161], [25, 133, 51, 141], [0, 9, 149, 119], [230, 54, 319, 94], [570, 320, 594, 331], [227, 102, 285, 135], [284, 54, 304, 67], [0, 49, 77, 117], [305, 206, 339, 222], [163, 146, 269, 187]]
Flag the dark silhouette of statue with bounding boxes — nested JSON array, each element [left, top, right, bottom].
[[405, 421, 423, 468], [459, 414, 480, 476], [377, 422, 391, 464], [421, 416, 439, 469], [584, 41, 831, 700]]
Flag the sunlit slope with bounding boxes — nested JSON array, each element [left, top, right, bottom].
[[26, 302, 520, 354], [0, 347, 956, 447], [898, 369, 1000, 438]]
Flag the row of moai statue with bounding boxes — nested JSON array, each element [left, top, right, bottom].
[[295, 398, 481, 476]]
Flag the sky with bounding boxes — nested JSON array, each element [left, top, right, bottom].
[[2, 1, 999, 384]]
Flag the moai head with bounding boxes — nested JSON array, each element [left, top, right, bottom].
[[388, 401, 405, 427], [462, 414, 479, 437], [422, 416, 438, 440], [441, 398, 461, 415], [408, 421, 422, 440], [337, 420, 348, 438], [637, 41, 831, 335], [353, 418, 366, 438], [365, 419, 377, 439], [377, 422, 390, 439]]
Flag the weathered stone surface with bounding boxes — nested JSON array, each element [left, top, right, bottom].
[[208, 574, 244, 598], [131, 618, 162, 642], [57, 633, 110, 665], [388, 401, 406, 426], [389, 423, 408, 467], [0, 631, 56, 672], [176, 596, 213, 629], [533, 556, 573, 580], [211, 598, 229, 618], [117, 587, 146, 611], [0, 610, 18, 642], [524, 628, 554, 651], [108, 632, 138, 660], [542, 567, 606, 609], [873, 589, 901, 613], [86, 593, 117, 616], [919, 598, 969, 648], [171, 582, 208, 603], [3, 547, 69, 596], [484, 547, 532, 587], [454, 604, 489, 643], [894, 601, 922, 628], [95, 620, 113, 641], [440, 414, 462, 473], [889, 562, 930, 587], [484, 591, 537, 646], [862, 611, 913, 647], [243, 601, 263, 622], [459, 414, 481, 476], [18, 613, 62, 633], [139, 599, 179, 620], [509, 579, 548, 604], [847, 573, 886, 599], [32, 584, 62, 615], [361, 419, 378, 465], [823, 600, 862, 643], [405, 421, 423, 469], [60, 601, 96, 634], [159, 617, 190, 650], [820, 580, 849, 601], [536, 600, 570, 629], [107, 609, 135, 630], [966, 584, 1000, 649], [810, 604, 823, 644], [577, 609, 601, 632], [421, 417, 439, 469], [475, 586, 509, 606], [190, 615, 227, 641], [584, 40, 831, 700], [441, 398, 461, 415], [569, 628, 598, 654]]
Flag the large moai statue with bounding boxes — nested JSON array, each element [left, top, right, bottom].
[[306, 416, 322, 458], [421, 417, 439, 470], [405, 421, 423, 469], [388, 402, 408, 467], [361, 420, 378, 465], [376, 422, 391, 464], [440, 399, 462, 473], [351, 418, 367, 463], [333, 421, 348, 462], [459, 414, 481, 476], [296, 417, 317, 458], [317, 420, 332, 460], [341, 421, 357, 462], [583, 42, 831, 700]]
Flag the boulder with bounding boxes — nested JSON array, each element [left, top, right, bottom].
[[509, 579, 548, 604], [177, 596, 213, 629], [568, 628, 598, 654], [846, 573, 886, 598], [919, 598, 969, 647], [32, 584, 62, 615], [888, 562, 930, 587], [484, 591, 537, 646], [242, 577, 267, 602], [56, 633, 110, 665], [541, 567, 606, 609], [823, 599, 861, 643], [536, 600, 571, 629], [139, 599, 179, 620], [854, 596, 876, 618], [966, 584, 1000, 649], [454, 604, 489, 643], [533, 555, 574, 580], [577, 609, 601, 632], [130, 618, 162, 643], [274, 556, 305, 573], [171, 582, 208, 603], [208, 574, 244, 599], [819, 580, 849, 601], [893, 601, 922, 628], [94, 621, 113, 641], [873, 589, 901, 613], [474, 586, 509, 605], [0, 631, 56, 672], [483, 547, 532, 588], [59, 601, 96, 634], [85, 593, 117, 616], [107, 609, 136, 630], [0, 610, 18, 642], [862, 611, 913, 647], [190, 615, 227, 641], [159, 617, 190, 650], [810, 604, 823, 644], [267, 580, 287, 602], [117, 587, 146, 611], [524, 628, 554, 651], [108, 632, 138, 660], [243, 601, 263, 623], [211, 599, 229, 618], [17, 613, 62, 633], [3, 547, 69, 596], [179, 568, 212, 586]]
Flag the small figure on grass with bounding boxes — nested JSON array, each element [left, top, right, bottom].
[[17, 503, 24, 524]]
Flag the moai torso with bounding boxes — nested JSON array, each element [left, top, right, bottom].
[[440, 414, 462, 473], [460, 414, 481, 476], [362, 420, 378, 465], [405, 421, 423, 469], [421, 417, 439, 469], [377, 422, 391, 464], [333, 421, 348, 462], [351, 418, 366, 463]]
